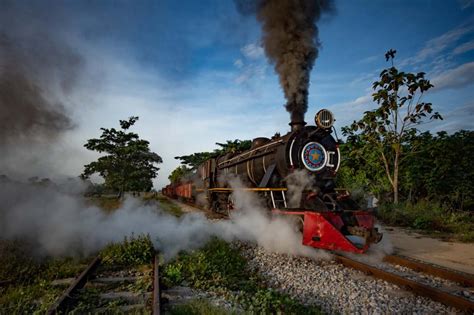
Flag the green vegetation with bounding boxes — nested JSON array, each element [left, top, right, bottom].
[[168, 165, 193, 183], [81, 116, 163, 198], [85, 196, 123, 212], [101, 234, 155, 266], [174, 139, 251, 172], [169, 299, 232, 315], [339, 130, 474, 241], [339, 130, 474, 211], [163, 238, 322, 314], [0, 240, 90, 314], [67, 235, 154, 314], [342, 49, 442, 204], [339, 50, 473, 240], [379, 201, 474, 242], [155, 194, 185, 217]]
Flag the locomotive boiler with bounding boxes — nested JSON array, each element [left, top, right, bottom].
[[163, 109, 382, 253]]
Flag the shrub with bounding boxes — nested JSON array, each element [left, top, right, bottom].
[[169, 299, 230, 315], [101, 234, 155, 266], [378, 200, 474, 241], [163, 238, 247, 290], [0, 240, 90, 314]]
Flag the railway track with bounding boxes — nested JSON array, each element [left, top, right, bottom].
[[335, 253, 474, 313], [47, 254, 163, 314], [164, 196, 474, 312]]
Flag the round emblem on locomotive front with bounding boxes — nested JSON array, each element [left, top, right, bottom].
[[301, 142, 327, 172]]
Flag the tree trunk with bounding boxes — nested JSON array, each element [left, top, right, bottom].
[[393, 150, 400, 204]]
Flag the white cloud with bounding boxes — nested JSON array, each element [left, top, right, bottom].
[[400, 25, 473, 66], [343, 94, 372, 107], [324, 93, 375, 131], [431, 62, 474, 91], [431, 102, 474, 133], [61, 47, 289, 190], [233, 58, 244, 68], [358, 55, 379, 64], [234, 43, 268, 84], [453, 40, 474, 55], [235, 64, 266, 84], [241, 43, 264, 60]]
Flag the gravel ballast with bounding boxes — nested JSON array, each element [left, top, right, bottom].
[[236, 242, 460, 314]]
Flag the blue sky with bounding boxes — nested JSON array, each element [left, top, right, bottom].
[[3, 0, 473, 187]]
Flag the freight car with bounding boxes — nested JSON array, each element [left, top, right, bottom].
[[163, 109, 382, 253]]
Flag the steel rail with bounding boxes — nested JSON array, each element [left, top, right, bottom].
[[384, 254, 474, 287], [47, 256, 101, 315], [334, 254, 474, 313], [152, 254, 162, 315]]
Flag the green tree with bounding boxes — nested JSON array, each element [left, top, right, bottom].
[[168, 165, 192, 183], [402, 130, 474, 210], [175, 152, 215, 170], [215, 139, 251, 154], [175, 139, 251, 170], [342, 50, 442, 203], [81, 116, 162, 198]]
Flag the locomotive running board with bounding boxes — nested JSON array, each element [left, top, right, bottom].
[[272, 209, 369, 254]]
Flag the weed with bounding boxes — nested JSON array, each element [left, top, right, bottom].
[[163, 238, 322, 314], [101, 234, 155, 266], [155, 195, 185, 217], [378, 200, 474, 241], [0, 240, 92, 314], [169, 299, 232, 315], [85, 196, 122, 212], [0, 240, 42, 284], [128, 267, 153, 293], [0, 280, 63, 314], [162, 238, 247, 291]]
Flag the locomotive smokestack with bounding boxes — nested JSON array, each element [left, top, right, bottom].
[[289, 121, 306, 132], [234, 0, 334, 128]]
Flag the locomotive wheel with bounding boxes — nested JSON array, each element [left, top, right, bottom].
[[227, 194, 235, 216], [215, 193, 229, 214]]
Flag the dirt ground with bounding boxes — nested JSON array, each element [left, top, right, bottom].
[[384, 226, 474, 275]]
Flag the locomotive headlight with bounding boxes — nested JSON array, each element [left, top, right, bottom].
[[315, 109, 334, 129]]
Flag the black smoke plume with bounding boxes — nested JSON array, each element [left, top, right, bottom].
[[0, 2, 82, 145], [235, 0, 333, 125]]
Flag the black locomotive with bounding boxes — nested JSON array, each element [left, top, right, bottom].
[[164, 109, 382, 253]]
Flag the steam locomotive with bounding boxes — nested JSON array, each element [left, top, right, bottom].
[[163, 109, 382, 253]]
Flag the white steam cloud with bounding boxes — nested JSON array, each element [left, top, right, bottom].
[[0, 178, 330, 260], [285, 169, 317, 207], [220, 177, 330, 259]]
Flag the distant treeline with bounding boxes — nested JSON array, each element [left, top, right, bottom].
[[338, 130, 474, 212]]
